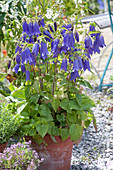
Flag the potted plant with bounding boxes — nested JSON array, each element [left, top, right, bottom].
[[0, 140, 44, 169], [2, 12, 106, 168], [0, 103, 20, 152]]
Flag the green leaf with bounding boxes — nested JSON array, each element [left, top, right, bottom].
[[69, 100, 81, 110], [17, 101, 28, 114], [38, 104, 51, 117], [52, 126, 59, 136], [48, 122, 55, 135], [29, 128, 36, 136], [82, 99, 95, 109], [12, 89, 25, 101], [69, 124, 83, 141], [56, 113, 65, 123], [20, 112, 29, 117], [76, 93, 82, 106], [60, 128, 69, 141], [33, 80, 39, 93], [67, 111, 76, 123], [29, 94, 40, 104], [77, 110, 88, 121], [36, 121, 48, 138], [51, 98, 60, 112], [60, 98, 69, 111]]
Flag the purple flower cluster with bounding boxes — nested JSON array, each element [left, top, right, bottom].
[[12, 18, 106, 82], [0, 140, 44, 169]]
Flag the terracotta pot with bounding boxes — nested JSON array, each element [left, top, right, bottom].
[[0, 142, 8, 153], [25, 135, 73, 170]]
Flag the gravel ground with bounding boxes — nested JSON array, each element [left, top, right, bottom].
[[71, 85, 113, 170]]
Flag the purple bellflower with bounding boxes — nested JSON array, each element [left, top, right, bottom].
[[70, 70, 80, 81], [29, 54, 36, 65], [89, 25, 96, 37], [33, 22, 40, 35], [21, 64, 26, 73], [75, 32, 79, 42], [73, 59, 79, 71], [40, 41, 49, 60], [61, 59, 67, 72], [28, 22, 34, 36], [49, 24, 54, 32], [99, 35, 106, 48], [22, 20, 29, 35], [54, 22, 57, 31], [84, 36, 92, 49], [51, 39, 59, 53], [40, 18, 45, 27], [93, 38, 100, 54], [26, 70, 30, 81], [78, 57, 83, 70], [16, 55, 21, 64], [13, 64, 20, 74], [83, 59, 90, 71], [32, 43, 39, 56], [43, 30, 53, 39]]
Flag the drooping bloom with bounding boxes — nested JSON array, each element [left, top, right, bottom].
[[40, 41, 49, 60], [8, 60, 11, 69], [97, 0, 104, 10], [26, 70, 30, 81], [78, 57, 83, 70], [22, 20, 29, 35], [93, 38, 100, 54], [49, 24, 54, 32], [16, 55, 21, 64], [75, 32, 79, 42], [21, 64, 26, 73], [28, 22, 34, 36], [29, 54, 36, 66], [51, 39, 59, 53], [99, 35, 106, 48], [43, 30, 53, 39], [61, 59, 67, 72], [73, 59, 79, 71], [83, 59, 90, 71], [54, 22, 57, 31], [89, 25, 96, 37], [84, 36, 92, 49], [70, 70, 79, 81], [40, 18, 45, 27], [12, 64, 20, 74], [33, 22, 40, 35], [32, 43, 39, 56]]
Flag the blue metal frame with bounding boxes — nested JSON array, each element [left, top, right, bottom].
[[99, 0, 113, 91]]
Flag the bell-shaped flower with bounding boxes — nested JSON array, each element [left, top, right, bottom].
[[26, 70, 30, 81], [25, 47, 32, 63], [54, 22, 57, 31], [15, 45, 22, 54], [43, 30, 53, 39], [40, 41, 49, 60], [70, 70, 79, 81], [51, 39, 59, 53], [62, 24, 72, 30], [89, 25, 96, 37], [49, 24, 54, 32], [29, 54, 36, 66], [78, 57, 83, 70], [8, 60, 11, 69], [61, 59, 67, 72], [83, 59, 90, 71], [16, 55, 21, 64], [84, 36, 92, 49], [40, 18, 45, 27], [28, 22, 34, 36], [33, 22, 40, 35], [22, 20, 29, 34], [12, 64, 20, 74], [93, 38, 100, 54], [75, 32, 79, 42], [73, 59, 79, 71], [68, 33, 75, 49], [32, 43, 39, 56], [99, 35, 106, 48], [21, 64, 26, 73]]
